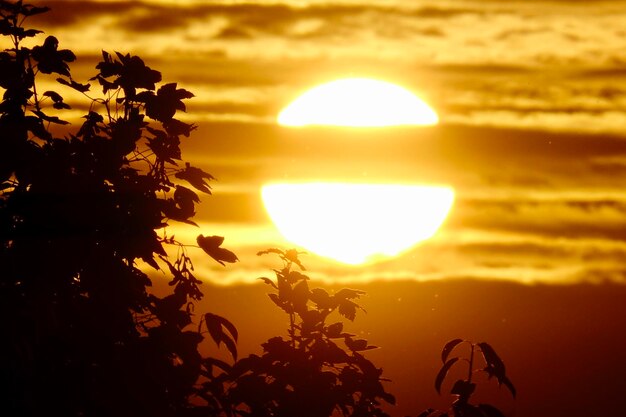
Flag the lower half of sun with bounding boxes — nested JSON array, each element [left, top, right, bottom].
[[265, 78, 453, 265]]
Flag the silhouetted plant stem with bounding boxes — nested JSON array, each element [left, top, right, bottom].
[[468, 343, 475, 383]]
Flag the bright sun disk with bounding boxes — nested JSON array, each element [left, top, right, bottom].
[[278, 78, 438, 127], [262, 183, 454, 265]]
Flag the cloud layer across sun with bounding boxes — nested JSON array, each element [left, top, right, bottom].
[[26, 0, 626, 285]]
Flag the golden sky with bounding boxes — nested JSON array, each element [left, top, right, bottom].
[[24, 0, 626, 285], [15, 2, 626, 416]]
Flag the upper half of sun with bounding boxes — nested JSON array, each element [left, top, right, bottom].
[[277, 78, 438, 128]]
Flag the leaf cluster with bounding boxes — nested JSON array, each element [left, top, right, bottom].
[[0, 3, 237, 416], [415, 340, 516, 417], [212, 249, 395, 417]]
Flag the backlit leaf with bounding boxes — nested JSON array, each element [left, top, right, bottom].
[[502, 375, 516, 398], [450, 379, 475, 398], [435, 357, 458, 394], [441, 338, 464, 363], [334, 288, 365, 300], [257, 277, 277, 289], [57, 77, 90, 93], [197, 234, 238, 266], [326, 322, 343, 338], [478, 342, 505, 378], [175, 163, 214, 193]]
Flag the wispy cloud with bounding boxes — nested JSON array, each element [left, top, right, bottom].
[[21, 0, 626, 285]]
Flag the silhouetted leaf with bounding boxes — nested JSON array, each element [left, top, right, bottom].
[[501, 375, 516, 398], [42, 90, 63, 103], [205, 312, 238, 360], [32, 109, 69, 124], [345, 337, 377, 352], [32, 36, 75, 76], [174, 185, 199, 218], [257, 248, 284, 257], [258, 277, 277, 289], [478, 342, 506, 378], [164, 118, 195, 137], [25, 115, 51, 139], [268, 293, 291, 314], [284, 248, 306, 269], [335, 288, 365, 300], [57, 77, 90, 92], [345, 337, 368, 352], [262, 336, 291, 359], [197, 234, 238, 266], [291, 279, 309, 311], [175, 163, 214, 193], [287, 270, 309, 284], [326, 322, 343, 338], [145, 82, 194, 122], [442, 338, 464, 363], [435, 357, 458, 394], [338, 299, 358, 321], [52, 101, 70, 110], [450, 379, 475, 398], [310, 288, 334, 310], [203, 357, 232, 375], [22, 4, 50, 16]]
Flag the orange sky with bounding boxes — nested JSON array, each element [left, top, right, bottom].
[[14, 2, 626, 415], [24, 0, 626, 286]]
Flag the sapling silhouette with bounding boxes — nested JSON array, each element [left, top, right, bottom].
[[415, 339, 516, 417], [0, 2, 237, 416], [219, 249, 396, 417]]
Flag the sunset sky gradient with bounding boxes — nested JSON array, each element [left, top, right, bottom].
[[16, 2, 626, 415], [24, 0, 626, 286]]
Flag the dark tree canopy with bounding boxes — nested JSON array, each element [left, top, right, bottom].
[[0, 2, 236, 416]]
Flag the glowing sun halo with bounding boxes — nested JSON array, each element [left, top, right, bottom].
[[278, 78, 438, 127], [262, 183, 454, 265]]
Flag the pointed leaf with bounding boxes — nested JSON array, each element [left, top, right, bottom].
[[43, 90, 63, 103], [197, 234, 238, 266], [175, 163, 214, 193], [219, 315, 238, 342], [478, 342, 506, 378], [335, 288, 366, 300], [435, 357, 459, 394], [442, 338, 464, 363], [257, 277, 277, 289], [502, 375, 516, 398]]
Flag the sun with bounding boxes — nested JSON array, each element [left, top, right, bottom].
[[278, 78, 438, 127], [262, 183, 454, 265]]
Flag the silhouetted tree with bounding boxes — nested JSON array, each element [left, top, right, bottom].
[[414, 340, 516, 417], [215, 249, 396, 417], [0, 2, 237, 416]]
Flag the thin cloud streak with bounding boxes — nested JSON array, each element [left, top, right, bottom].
[[24, 0, 626, 285]]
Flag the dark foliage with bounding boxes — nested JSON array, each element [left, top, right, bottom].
[[218, 249, 396, 417], [413, 340, 516, 417], [0, 2, 236, 416]]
